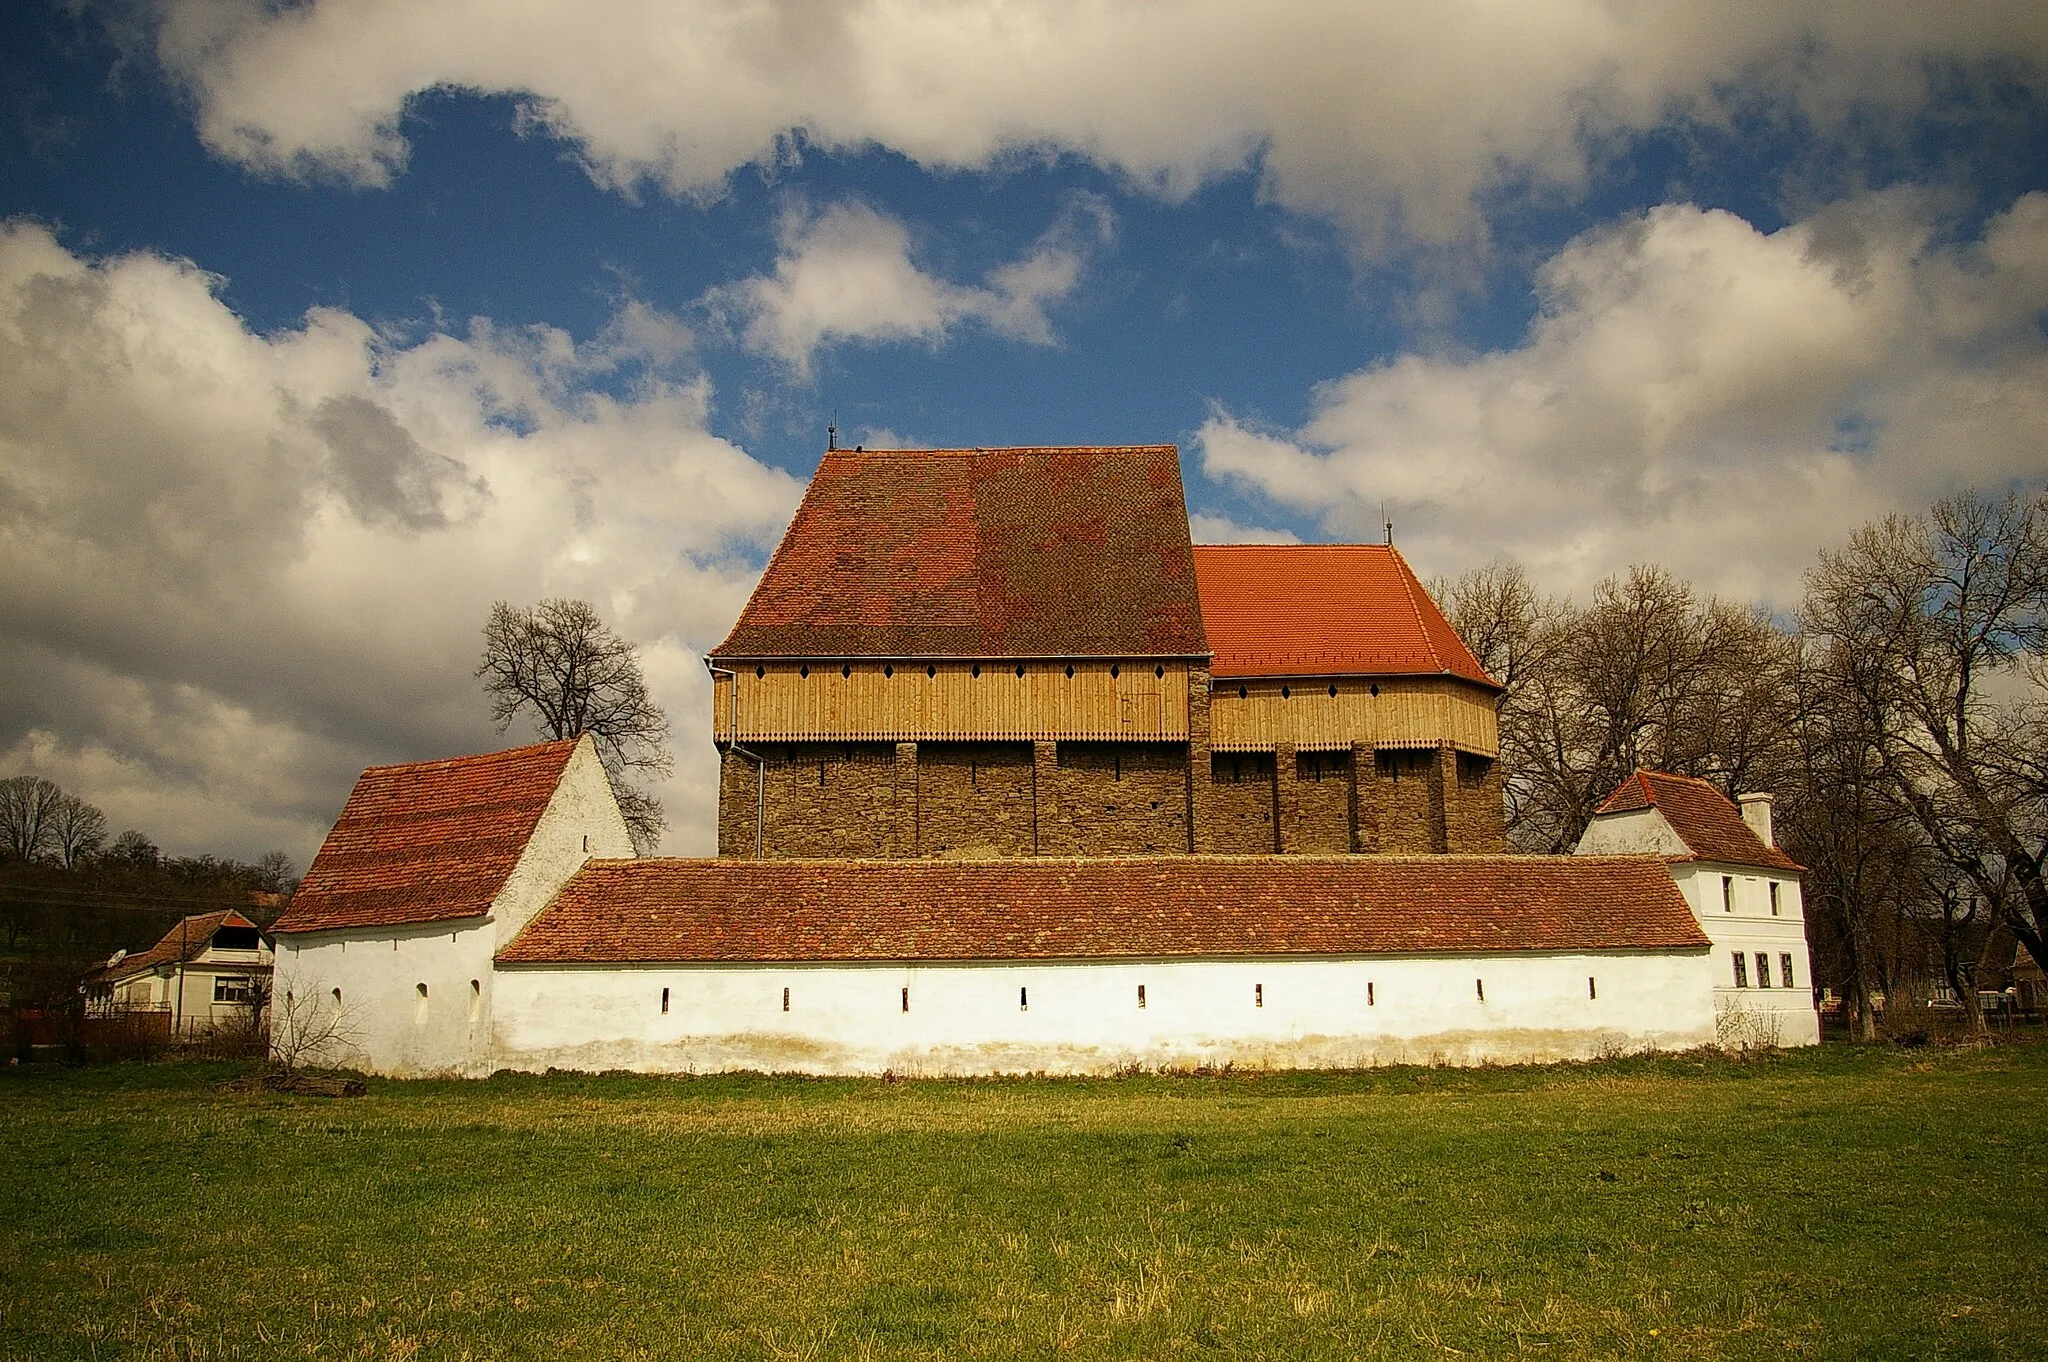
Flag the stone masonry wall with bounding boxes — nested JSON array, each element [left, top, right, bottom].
[[916, 743, 1037, 858], [718, 735, 1501, 858], [1204, 751, 1277, 853], [1040, 743, 1189, 856]]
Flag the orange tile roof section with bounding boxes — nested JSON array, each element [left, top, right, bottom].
[[89, 910, 262, 981], [275, 739, 579, 934], [1192, 544, 1497, 685], [499, 855, 1708, 965], [713, 446, 1209, 658], [1595, 770, 1801, 872]]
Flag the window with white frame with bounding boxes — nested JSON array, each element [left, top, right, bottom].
[[1755, 952, 1771, 989], [1733, 953, 1749, 988], [1780, 954, 1796, 989], [213, 976, 255, 1004]]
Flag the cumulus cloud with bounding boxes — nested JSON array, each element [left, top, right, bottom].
[[144, 1, 2048, 255], [1197, 191, 2048, 604], [1188, 514, 1300, 546], [0, 222, 802, 861], [705, 199, 1106, 375]]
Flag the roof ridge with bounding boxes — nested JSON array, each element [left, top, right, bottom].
[[359, 736, 579, 777], [1385, 546, 1448, 676]]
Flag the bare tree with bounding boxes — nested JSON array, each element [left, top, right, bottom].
[[477, 598, 673, 852], [1803, 489, 2048, 982], [46, 793, 108, 869], [268, 973, 363, 1074], [0, 776, 63, 862], [1441, 563, 1802, 853]]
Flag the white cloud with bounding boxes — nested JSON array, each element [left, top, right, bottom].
[[1197, 191, 2048, 604], [147, 1, 2048, 255], [704, 199, 1104, 375], [0, 222, 802, 862], [1188, 514, 1300, 546]]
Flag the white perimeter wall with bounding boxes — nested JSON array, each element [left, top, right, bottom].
[[490, 949, 1719, 1077]]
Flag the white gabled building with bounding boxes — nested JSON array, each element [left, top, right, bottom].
[[1574, 769, 1820, 1048], [267, 734, 633, 1075], [268, 740, 1835, 1078]]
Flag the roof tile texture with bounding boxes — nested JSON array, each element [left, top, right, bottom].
[[1595, 770, 1800, 872], [714, 447, 1209, 658], [1192, 544, 1496, 685], [275, 740, 578, 933], [499, 855, 1707, 964]]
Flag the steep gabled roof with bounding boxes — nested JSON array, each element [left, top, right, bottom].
[[713, 446, 1209, 659], [89, 910, 263, 983], [499, 855, 1707, 964], [1594, 770, 1800, 872], [275, 739, 580, 934], [1191, 544, 1497, 686]]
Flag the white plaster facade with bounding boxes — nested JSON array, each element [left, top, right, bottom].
[[1575, 798, 1820, 1048], [273, 735, 634, 1076], [489, 948, 1717, 1076]]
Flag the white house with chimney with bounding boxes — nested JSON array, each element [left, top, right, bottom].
[[1574, 770, 1819, 1048]]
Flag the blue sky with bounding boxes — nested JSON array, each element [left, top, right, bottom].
[[3, 1, 2046, 861]]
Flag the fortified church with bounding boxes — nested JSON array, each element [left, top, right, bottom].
[[272, 446, 1819, 1076]]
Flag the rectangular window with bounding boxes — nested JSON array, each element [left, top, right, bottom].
[[1138, 984, 1147, 1009], [1781, 954, 1796, 989], [1475, 978, 1485, 1003], [660, 987, 670, 1014], [213, 976, 253, 1004], [1722, 876, 1735, 913], [782, 986, 790, 1012], [1733, 953, 1749, 988], [1756, 952, 1772, 988], [1019, 986, 1028, 1011], [1254, 983, 1263, 1008], [1588, 976, 1597, 1000], [901, 986, 909, 1013], [1769, 882, 1781, 916], [1367, 981, 1375, 1007]]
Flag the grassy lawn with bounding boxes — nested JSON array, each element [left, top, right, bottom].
[[1, 1044, 2043, 1360]]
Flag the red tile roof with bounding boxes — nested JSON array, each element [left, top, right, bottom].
[[1192, 544, 1497, 685], [713, 446, 1209, 659], [498, 855, 1707, 964], [1594, 770, 1800, 872], [275, 740, 579, 934], [89, 910, 263, 982]]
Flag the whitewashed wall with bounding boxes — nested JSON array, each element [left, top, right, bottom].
[[273, 920, 497, 1074], [489, 948, 1719, 1077], [1669, 862, 1821, 1048], [272, 734, 637, 1076]]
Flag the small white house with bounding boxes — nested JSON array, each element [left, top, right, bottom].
[[87, 909, 273, 1036], [1575, 770, 1820, 1048]]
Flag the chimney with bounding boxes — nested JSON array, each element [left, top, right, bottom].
[[1738, 792, 1774, 848]]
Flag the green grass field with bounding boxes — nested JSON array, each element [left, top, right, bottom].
[[2, 1043, 2043, 1360]]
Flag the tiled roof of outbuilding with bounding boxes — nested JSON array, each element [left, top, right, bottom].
[[1594, 770, 1801, 872], [498, 855, 1707, 964], [712, 446, 1209, 659], [88, 910, 262, 982], [275, 739, 579, 934], [1191, 544, 1497, 685]]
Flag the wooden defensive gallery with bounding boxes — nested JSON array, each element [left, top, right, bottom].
[[271, 445, 1820, 1077]]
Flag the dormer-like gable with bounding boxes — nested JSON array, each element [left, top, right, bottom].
[[1578, 770, 1801, 873]]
